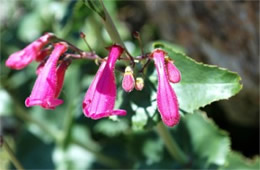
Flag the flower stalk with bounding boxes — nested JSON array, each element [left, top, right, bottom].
[[99, 0, 135, 65], [2, 138, 24, 170], [156, 122, 188, 164]]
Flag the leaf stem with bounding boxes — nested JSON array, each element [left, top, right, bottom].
[[156, 122, 188, 164], [3, 138, 24, 170]]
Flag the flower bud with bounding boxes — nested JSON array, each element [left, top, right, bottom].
[[165, 56, 181, 83], [122, 66, 135, 92], [135, 77, 144, 91]]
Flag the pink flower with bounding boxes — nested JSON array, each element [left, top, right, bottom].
[[25, 42, 69, 109], [165, 57, 181, 83], [151, 49, 180, 127], [6, 33, 54, 70], [82, 45, 127, 119], [122, 66, 135, 92]]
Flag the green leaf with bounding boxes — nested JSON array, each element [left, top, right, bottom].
[[220, 151, 260, 170], [152, 41, 242, 113], [172, 111, 231, 168]]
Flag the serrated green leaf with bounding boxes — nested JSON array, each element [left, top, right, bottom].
[[221, 151, 260, 170], [152, 41, 242, 113], [172, 111, 231, 168]]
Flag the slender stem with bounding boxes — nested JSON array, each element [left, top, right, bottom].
[[99, 0, 125, 47], [139, 58, 151, 73], [133, 31, 144, 56], [72, 139, 121, 168], [156, 122, 188, 164], [3, 138, 24, 170], [82, 36, 94, 52], [99, 0, 135, 64], [64, 52, 100, 61]]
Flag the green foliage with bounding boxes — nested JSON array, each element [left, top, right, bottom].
[[174, 111, 230, 168], [221, 151, 260, 170]]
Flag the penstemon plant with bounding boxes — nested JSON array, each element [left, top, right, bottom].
[[1, 1, 259, 169]]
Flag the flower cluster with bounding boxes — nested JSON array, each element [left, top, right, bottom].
[[6, 33, 181, 127]]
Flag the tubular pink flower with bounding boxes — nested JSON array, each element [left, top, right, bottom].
[[166, 57, 181, 83], [25, 42, 68, 109], [5, 33, 54, 70], [151, 49, 180, 127], [82, 45, 126, 119]]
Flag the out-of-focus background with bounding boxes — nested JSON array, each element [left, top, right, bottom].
[[0, 0, 259, 169]]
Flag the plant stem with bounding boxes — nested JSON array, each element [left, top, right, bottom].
[[72, 139, 121, 168], [99, 0, 125, 47], [99, 0, 135, 65], [156, 122, 188, 164], [3, 138, 24, 170]]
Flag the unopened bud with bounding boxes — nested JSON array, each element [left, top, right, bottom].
[[165, 56, 181, 83], [135, 77, 144, 91], [133, 31, 140, 39], [122, 66, 135, 92], [80, 32, 86, 38]]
